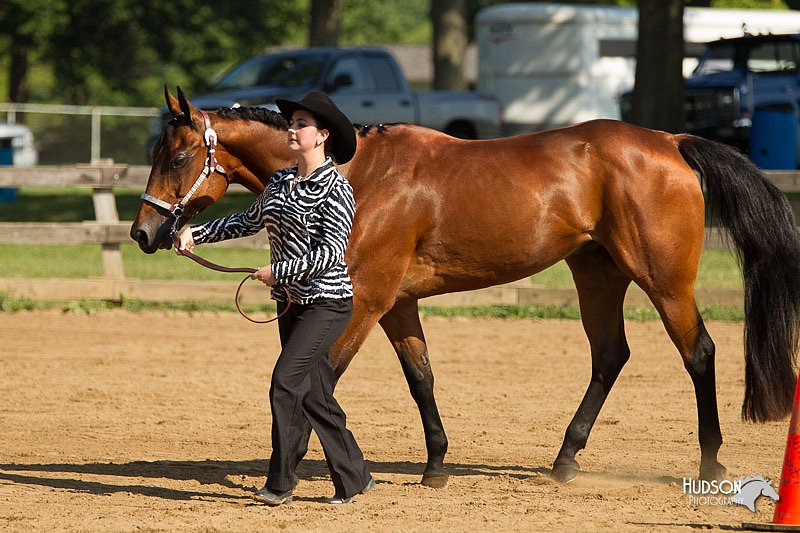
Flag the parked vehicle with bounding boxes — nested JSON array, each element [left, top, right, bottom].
[[0, 123, 38, 203], [477, 2, 800, 136], [677, 33, 799, 154], [0, 123, 38, 167], [147, 47, 500, 158]]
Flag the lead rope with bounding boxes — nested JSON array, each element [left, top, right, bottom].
[[175, 247, 291, 324]]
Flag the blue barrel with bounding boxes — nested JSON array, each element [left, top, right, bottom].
[[0, 142, 15, 203], [749, 106, 799, 170]]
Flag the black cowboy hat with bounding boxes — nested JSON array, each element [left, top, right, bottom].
[[276, 91, 357, 164]]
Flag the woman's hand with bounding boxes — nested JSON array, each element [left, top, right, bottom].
[[252, 264, 277, 287], [173, 226, 195, 254]]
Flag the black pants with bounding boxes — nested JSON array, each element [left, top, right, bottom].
[[266, 297, 370, 498]]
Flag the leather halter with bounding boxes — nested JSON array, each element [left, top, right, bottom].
[[140, 110, 227, 224]]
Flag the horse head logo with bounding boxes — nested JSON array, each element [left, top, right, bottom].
[[729, 476, 779, 512]]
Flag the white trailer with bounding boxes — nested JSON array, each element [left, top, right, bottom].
[[476, 3, 800, 135]]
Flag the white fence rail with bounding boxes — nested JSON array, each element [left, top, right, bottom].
[[0, 102, 159, 163]]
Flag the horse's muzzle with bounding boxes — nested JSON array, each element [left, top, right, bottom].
[[130, 219, 172, 254]]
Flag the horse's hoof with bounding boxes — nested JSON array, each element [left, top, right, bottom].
[[421, 472, 448, 488], [699, 461, 727, 481], [551, 463, 580, 484]]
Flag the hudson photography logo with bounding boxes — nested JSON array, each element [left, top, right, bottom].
[[682, 476, 779, 512]]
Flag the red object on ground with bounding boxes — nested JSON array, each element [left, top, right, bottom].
[[774, 376, 800, 524]]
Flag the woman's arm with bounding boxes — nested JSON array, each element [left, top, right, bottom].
[[189, 188, 270, 246]]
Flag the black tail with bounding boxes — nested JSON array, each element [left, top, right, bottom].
[[678, 134, 800, 422]]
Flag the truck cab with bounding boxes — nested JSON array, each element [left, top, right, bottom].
[[147, 47, 501, 161], [166, 48, 417, 125], [683, 33, 800, 153]]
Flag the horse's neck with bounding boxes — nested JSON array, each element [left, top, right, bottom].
[[219, 119, 293, 193]]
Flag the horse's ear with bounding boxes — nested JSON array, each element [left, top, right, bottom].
[[176, 86, 196, 122], [165, 85, 182, 118]]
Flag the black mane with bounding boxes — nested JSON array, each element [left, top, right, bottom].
[[216, 106, 288, 129], [355, 123, 401, 137]]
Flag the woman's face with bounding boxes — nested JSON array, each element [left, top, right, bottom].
[[287, 109, 329, 155]]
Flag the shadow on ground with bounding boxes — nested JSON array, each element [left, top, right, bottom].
[[0, 459, 680, 501]]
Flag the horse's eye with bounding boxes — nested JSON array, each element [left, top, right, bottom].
[[171, 154, 189, 168]]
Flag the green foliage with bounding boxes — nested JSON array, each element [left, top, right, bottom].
[[419, 304, 583, 319], [0, 0, 435, 107], [63, 298, 111, 315], [342, 0, 431, 44], [0, 292, 42, 312], [2, 0, 791, 107], [0, 0, 308, 106]]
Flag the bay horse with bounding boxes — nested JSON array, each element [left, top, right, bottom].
[[131, 88, 800, 488]]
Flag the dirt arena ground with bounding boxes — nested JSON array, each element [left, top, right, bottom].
[[0, 310, 791, 531]]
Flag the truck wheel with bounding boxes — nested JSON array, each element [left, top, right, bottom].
[[445, 121, 477, 139]]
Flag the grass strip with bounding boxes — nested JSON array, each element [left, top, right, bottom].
[[0, 243, 743, 288], [0, 292, 745, 321]]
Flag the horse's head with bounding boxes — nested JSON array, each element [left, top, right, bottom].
[[130, 87, 235, 253], [761, 479, 780, 501]]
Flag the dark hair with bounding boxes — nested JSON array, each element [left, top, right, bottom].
[[312, 114, 336, 162], [324, 136, 335, 162]]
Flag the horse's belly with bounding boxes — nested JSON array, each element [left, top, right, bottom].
[[399, 234, 587, 299]]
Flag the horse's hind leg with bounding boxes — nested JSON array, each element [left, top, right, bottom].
[[646, 290, 725, 481], [604, 204, 725, 481], [379, 299, 449, 488], [552, 246, 633, 483]]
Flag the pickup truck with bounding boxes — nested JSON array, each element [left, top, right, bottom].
[[683, 33, 800, 155], [621, 33, 800, 155], [148, 46, 501, 157]]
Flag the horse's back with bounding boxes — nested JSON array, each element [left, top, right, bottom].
[[347, 118, 706, 297]]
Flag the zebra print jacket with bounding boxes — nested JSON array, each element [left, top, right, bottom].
[[191, 158, 355, 304]]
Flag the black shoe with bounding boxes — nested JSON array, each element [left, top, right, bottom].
[[326, 477, 376, 505], [253, 486, 293, 506]]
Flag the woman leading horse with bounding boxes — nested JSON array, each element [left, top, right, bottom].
[[132, 87, 800, 487]]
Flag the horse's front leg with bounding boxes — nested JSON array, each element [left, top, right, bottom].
[[379, 299, 449, 488]]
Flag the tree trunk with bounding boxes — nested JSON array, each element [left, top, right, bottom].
[[431, 0, 467, 91], [630, 0, 685, 133], [9, 36, 29, 104], [309, 0, 342, 47]]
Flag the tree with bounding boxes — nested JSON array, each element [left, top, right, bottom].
[[309, 0, 342, 46], [0, 0, 67, 106], [629, 0, 685, 132], [0, 0, 307, 107], [431, 0, 468, 91]]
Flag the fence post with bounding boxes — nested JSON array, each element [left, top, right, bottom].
[[91, 107, 102, 163], [91, 160, 124, 280]]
